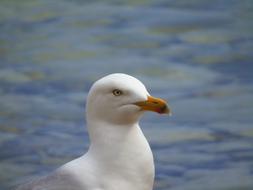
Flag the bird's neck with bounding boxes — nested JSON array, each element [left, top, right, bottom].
[[87, 120, 139, 147], [86, 121, 154, 190], [87, 121, 152, 161]]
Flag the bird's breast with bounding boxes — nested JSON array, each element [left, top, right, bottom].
[[86, 124, 155, 190], [98, 128, 154, 190]]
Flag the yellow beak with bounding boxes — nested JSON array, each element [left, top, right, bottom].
[[134, 96, 171, 114]]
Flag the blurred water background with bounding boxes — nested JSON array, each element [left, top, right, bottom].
[[0, 0, 253, 190]]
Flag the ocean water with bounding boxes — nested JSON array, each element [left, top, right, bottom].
[[0, 0, 253, 190]]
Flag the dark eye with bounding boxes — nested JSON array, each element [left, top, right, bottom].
[[112, 89, 123, 96]]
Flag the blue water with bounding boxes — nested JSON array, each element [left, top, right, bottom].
[[0, 0, 253, 190]]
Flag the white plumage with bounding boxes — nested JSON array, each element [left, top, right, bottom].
[[16, 73, 170, 190]]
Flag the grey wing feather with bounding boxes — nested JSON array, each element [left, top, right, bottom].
[[15, 170, 83, 190]]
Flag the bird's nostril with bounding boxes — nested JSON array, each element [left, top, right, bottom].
[[152, 101, 159, 104]]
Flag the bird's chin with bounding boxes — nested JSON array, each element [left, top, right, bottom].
[[117, 104, 144, 122], [120, 104, 143, 113]]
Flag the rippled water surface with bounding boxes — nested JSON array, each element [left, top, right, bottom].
[[0, 0, 253, 190]]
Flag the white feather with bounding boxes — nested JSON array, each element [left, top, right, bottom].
[[16, 73, 155, 190]]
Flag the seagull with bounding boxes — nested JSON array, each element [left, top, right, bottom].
[[16, 73, 170, 190]]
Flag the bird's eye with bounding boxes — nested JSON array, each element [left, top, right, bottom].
[[112, 89, 123, 96]]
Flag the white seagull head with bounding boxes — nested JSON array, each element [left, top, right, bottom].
[[86, 73, 170, 125]]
